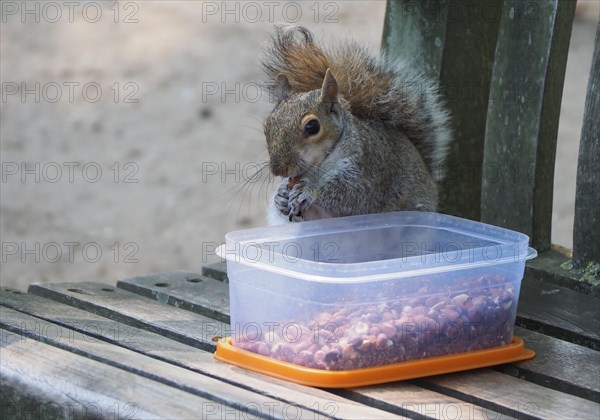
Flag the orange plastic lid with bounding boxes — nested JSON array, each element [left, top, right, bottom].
[[215, 336, 535, 388]]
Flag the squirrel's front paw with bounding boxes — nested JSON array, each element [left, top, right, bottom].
[[288, 180, 314, 222], [274, 182, 291, 217]]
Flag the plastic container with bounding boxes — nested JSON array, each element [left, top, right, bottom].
[[216, 212, 537, 374]]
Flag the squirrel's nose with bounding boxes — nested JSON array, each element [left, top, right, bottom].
[[270, 160, 288, 177], [270, 161, 298, 178]]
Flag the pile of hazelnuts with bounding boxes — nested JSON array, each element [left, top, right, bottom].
[[236, 271, 517, 371]]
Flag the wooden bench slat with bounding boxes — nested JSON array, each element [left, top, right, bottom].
[[382, 0, 449, 78], [480, 0, 576, 251], [526, 247, 599, 297], [573, 20, 600, 269], [333, 385, 501, 420], [436, 0, 503, 221], [202, 261, 229, 282], [0, 306, 331, 420], [382, 0, 503, 221], [117, 272, 231, 322], [505, 327, 600, 403], [1, 327, 232, 419], [415, 369, 600, 420], [517, 277, 600, 349], [0, 288, 407, 419], [27, 282, 227, 350]]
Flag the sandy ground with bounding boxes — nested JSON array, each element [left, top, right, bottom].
[[1, 1, 598, 290]]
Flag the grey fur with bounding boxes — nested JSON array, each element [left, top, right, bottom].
[[262, 26, 451, 223]]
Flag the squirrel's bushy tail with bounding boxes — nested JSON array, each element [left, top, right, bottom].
[[261, 25, 450, 180]]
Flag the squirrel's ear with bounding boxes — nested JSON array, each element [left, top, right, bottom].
[[320, 68, 338, 105], [275, 74, 292, 102]]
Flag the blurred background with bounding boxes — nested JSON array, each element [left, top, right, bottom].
[[1, 1, 598, 290]]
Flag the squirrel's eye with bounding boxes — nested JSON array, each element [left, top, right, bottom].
[[304, 119, 320, 136]]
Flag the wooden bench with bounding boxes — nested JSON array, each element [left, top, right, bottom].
[[383, 0, 599, 288], [1, 269, 599, 418], [2, 1, 599, 418]]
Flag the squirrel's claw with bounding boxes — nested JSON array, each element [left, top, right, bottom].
[[288, 180, 313, 222], [274, 182, 291, 216]]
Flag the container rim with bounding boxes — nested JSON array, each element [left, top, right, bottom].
[[216, 212, 537, 283], [217, 245, 537, 283]]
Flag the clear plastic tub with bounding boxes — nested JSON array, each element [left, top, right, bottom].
[[217, 212, 537, 371]]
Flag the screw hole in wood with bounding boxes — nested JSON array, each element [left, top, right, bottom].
[[67, 288, 91, 295]]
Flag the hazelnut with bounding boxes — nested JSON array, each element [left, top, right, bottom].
[[287, 177, 301, 189]]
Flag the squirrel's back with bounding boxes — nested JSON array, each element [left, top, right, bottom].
[[262, 25, 450, 180]]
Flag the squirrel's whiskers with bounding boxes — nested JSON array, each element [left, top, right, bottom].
[[218, 159, 272, 225]]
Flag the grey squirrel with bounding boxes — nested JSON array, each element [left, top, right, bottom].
[[261, 26, 451, 224]]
